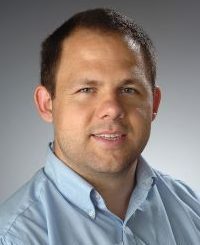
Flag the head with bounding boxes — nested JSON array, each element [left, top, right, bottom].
[[34, 8, 161, 180]]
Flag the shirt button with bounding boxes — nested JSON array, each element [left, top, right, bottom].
[[88, 209, 95, 218]]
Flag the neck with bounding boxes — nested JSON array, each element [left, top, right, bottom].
[[86, 161, 138, 220]]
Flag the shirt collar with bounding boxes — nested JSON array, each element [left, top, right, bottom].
[[125, 156, 157, 221], [136, 156, 157, 187], [44, 143, 96, 218]]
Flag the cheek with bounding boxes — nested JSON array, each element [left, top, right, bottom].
[[53, 102, 92, 134], [135, 106, 152, 121], [129, 104, 152, 131], [135, 97, 153, 119]]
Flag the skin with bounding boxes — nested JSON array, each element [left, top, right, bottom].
[[34, 28, 161, 219]]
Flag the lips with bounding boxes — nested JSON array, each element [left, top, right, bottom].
[[92, 133, 125, 141], [91, 131, 127, 147]]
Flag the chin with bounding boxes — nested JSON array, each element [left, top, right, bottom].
[[90, 156, 135, 175]]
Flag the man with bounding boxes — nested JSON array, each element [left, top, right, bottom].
[[0, 8, 199, 245]]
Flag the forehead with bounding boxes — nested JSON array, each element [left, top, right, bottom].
[[56, 28, 147, 85], [61, 28, 142, 64]]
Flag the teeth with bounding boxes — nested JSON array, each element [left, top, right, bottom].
[[94, 134, 122, 140]]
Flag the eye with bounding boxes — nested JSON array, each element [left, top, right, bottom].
[[78, 87, 95, 93], [120, 87, 137, 95]]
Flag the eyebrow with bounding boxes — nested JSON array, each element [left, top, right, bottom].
[[77, 79, 101, 86], [120, 78, 140, 86], [73, 77, 142, 86]]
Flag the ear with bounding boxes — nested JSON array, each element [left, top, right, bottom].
[[34, 85, 53, 122], [152, 86, 161, 121]]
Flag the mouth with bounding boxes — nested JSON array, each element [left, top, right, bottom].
[[92, 133, 125, 141], [91, 131, 127, 147]]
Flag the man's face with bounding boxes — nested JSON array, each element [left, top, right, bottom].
[[51, 29, 159, 178]]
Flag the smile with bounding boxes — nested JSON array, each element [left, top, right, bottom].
[[91, 132, 127, 148], [93, 133, 124, 141]]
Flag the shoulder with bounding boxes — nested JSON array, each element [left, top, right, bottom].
[[0, 169, 48, 243], [153, 168, 200, 207]]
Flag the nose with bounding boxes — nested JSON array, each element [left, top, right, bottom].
[[95, 94, 125, 121]]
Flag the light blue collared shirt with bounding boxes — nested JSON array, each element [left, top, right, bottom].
[[0, 144, 200, 244]]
